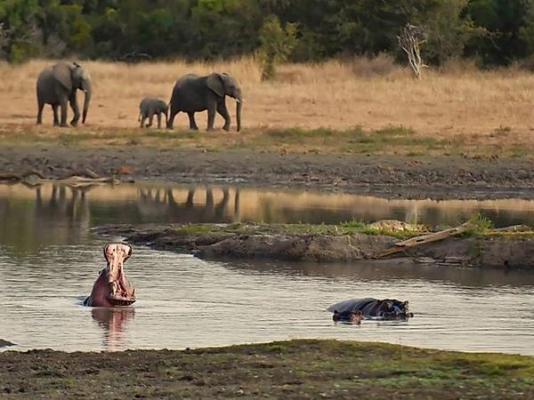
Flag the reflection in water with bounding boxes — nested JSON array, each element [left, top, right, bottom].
[[229, 258, 534, 289], [2, 182, 534, 256], [1, 182, 534, 354], [91, 307, 135, 351]]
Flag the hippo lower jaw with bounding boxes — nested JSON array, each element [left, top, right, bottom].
[[107, 279, 136, 306], [106, 295, 136, 306]]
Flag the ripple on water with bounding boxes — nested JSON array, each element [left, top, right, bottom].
[[1, 243, 534, 353]]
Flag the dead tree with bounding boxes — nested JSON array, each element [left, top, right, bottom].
[[397, 24, 427, 79]]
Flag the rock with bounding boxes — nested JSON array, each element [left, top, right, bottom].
[[369, 220, 426, 232], [414, 257, 435, 264], [0, 339, 15, 348], [116, 165, 135, 175]]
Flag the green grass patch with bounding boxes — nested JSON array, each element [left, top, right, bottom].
[[2, 339, 534, 399], [171, 221, 425, 239], [463, 213, 495, 236]]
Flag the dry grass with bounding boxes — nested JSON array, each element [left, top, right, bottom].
[[1, 57, 534, 154]]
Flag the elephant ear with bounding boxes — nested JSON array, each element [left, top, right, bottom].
[[52, 62, 74, 92], [207, 73, 225, 98]]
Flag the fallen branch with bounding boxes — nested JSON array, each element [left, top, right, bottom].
[[374, 222, 472, 258], [0, 169, 117, 187]]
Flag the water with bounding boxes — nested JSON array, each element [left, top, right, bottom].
[[1, 182, 534, 354]]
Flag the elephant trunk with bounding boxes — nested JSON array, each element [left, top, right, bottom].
[[82, 82, 92, 124], [236, 97, 242, 132]]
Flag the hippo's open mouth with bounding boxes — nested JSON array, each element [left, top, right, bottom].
[[105, 243, 136, 306]]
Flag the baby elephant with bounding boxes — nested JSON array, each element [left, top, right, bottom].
[[138, 97, 168, 128]]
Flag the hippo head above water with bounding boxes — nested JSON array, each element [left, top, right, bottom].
[[328, 298, 413, 321], [84, 243, 136, 307]]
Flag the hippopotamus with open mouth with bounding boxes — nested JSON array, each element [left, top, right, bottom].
[[328, 298, 413, 321], [83, 243, 136, 307]]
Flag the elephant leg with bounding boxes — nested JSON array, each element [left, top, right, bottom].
[[167, 109, 179, 129], [207, 104, 216, 131], [52, 105, 59, 126], [70, 92, 80, 127], [147, 113, 153, 128], [217, 101, 231, 131], [139, 114, 145, 128], [37, 100, 44, 125], [187, 112, 199, 130], [59, 100, 69, 127], [157, 113, 162, 129]]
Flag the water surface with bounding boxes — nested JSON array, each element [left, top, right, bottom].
[[1, 182, 534, 354]]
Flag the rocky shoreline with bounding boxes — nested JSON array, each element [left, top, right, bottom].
[[94, 222, 534, 268]]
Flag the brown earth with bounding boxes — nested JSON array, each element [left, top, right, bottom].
[[1, 339, 534, 400], [95, 223, 534, 268], [2, 145, 534, 199]]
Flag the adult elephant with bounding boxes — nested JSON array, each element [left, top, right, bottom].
[[36, 61, 92, 127], [167, 73, 242, 131]]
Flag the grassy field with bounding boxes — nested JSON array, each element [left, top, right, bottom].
[[1, 339, 534, 399], [1, 58, 534, 158]]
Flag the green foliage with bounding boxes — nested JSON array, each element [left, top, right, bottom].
[[0, 0, 41, 63], [0, 0, 534, 66], [422, 0, 482, 65], [465, 213, 495, 236], [258, 15, 298, 79]]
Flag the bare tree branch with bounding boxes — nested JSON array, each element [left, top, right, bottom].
[[397, 23, 427, 79]]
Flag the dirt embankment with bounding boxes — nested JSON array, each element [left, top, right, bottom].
[[2, 146, 534, 199], [1, 339, 534, 400], [95, 223, 534, 268]]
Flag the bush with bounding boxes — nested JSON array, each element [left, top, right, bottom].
[[258, 15, 298, 80]]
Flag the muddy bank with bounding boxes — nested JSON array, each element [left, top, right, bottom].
[[2, 145, 534, 199], [2, 339, 533, 399], [95, 223, 534, 268]]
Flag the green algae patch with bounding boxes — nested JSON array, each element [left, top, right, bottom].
[[1, 340, 533, 399]]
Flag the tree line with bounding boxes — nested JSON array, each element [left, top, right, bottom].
[[2, 0, 534, 67]]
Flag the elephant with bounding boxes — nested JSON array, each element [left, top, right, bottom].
[[328, 298, 413, 321], [36, 61, 92, 127], [84, 243, 136, 307], [138, 97, 168, 128], [167, 72, 242, 131]]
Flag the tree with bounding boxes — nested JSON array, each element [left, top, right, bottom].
[[465, 0, 530, 65], [257, 14, 297, 80], [422, 0, 480, 65], [0, 0, 42, 63]]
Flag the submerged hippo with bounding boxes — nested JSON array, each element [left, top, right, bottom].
[[328, 298, 413, 321], [84, 243, 136, 307]]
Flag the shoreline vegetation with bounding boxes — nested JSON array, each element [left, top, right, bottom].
[[1, 339, 533, 399], [94, 217, 534, 268]]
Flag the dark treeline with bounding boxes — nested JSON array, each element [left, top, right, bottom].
[[2, 0, 534, 66]]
